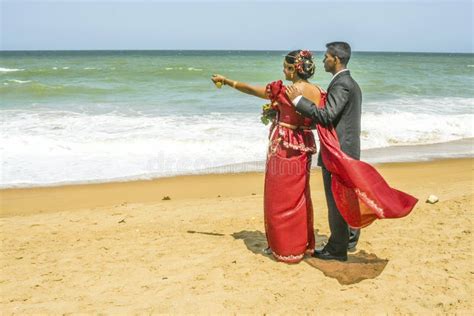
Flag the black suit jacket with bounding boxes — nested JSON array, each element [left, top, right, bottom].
[[295, 70, 362, 166]]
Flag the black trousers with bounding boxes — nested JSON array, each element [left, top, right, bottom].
[[322, 167, 360, 255]]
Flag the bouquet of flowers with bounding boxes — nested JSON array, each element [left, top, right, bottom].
[[261, 103, 277, 125]]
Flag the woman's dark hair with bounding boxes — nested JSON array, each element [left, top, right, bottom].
[[285, 50, 315, 80]]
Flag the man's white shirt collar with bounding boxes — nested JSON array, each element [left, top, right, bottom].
[[329, 68, 349, 86]]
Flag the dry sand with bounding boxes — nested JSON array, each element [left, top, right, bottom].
[[1, 158, 472, 314]]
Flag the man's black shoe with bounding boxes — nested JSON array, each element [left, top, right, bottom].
[[313, 249, 348, 262], [316, 242, 356, 253]]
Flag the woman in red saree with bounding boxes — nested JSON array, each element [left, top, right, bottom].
[[211, 50, 323, 263]]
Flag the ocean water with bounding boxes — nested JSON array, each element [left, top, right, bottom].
[[1, 50, 473, 188]]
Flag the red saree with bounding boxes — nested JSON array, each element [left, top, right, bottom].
[[264, 81, 318, 263], [315, 90, 418, 228]]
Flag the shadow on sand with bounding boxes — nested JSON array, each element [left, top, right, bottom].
[[232, 229, 388, 285], [231, 229, 329, 255], [231, 230, 269, 255], [305, 250, 389, 285]]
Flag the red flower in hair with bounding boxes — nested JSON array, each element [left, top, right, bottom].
[[299, 50, 312, 58]]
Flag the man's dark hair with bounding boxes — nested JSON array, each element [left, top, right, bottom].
[[326, 42, 351, 66]]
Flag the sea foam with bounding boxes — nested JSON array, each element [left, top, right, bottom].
[[0, 67, 24, 73], [1, 108, 472, 188]]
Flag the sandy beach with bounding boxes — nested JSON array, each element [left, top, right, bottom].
[[0, 158, 472, 314]]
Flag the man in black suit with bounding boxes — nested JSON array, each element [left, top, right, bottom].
[[286, 42, 361, 262]]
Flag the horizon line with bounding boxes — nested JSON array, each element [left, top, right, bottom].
[[1, 49, 473, 54]]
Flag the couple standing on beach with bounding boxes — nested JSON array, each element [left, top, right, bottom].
[[211, 42, 417, 263]]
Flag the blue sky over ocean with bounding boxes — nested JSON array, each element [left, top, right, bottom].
[[1, 0, 473, 52]]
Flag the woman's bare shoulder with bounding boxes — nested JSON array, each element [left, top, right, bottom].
[[302, 83, 322, 104]]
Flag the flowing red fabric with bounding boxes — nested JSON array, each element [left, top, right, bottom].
[[264, 81, 317, 263], [315, 90, 418, 228]]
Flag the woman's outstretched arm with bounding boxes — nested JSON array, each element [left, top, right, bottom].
[[211, 74, 269, 99]]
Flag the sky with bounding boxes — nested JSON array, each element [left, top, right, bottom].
[[1, 0, 473, 52]]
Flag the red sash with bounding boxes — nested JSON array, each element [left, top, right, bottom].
[[316, 91, 418, 228]]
